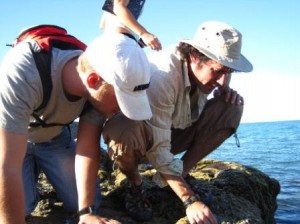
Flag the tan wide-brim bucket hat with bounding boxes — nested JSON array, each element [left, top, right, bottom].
[[180, 21, 253, 72]]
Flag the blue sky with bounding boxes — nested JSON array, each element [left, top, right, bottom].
[[1, 0, 299, 123]]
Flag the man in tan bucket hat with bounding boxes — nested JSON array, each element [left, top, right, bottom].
[[103, 21, 253, 223]]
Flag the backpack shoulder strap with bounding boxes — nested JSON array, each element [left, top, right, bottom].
[[28, 42, 52, 112], [11, 24, 87, 128]]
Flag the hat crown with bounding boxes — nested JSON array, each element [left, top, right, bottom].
[[106, 46, 150, 92], [196, 21, 242, 61], [180, 21, 253, 72], [85, 33, 152, 120]]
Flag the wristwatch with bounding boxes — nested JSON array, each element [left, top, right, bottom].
[[77, 206, 98, 216], [183, 195, 200, 209]]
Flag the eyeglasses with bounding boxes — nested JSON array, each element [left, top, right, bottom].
[[211, 67, 234, 76]]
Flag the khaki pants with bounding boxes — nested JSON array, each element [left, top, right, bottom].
[[103, 113, 153, 161], [171, 97, 243, 155], [103, 97, 243, 161]]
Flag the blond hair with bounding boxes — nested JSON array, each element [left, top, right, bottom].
[[77, 52, 94, 74]]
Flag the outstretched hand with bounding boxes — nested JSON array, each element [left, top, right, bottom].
[[79, 214, 121, 224], [186, 201, 218, 224], [213, 86, 244, 105], [140, 32, 162, 51]]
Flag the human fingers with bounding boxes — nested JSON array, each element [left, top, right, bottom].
[[213, 87, 222, 97], [143, 33, 161, 50], [228, 90, 244, 105], [79, 214, 121, 224], [224, 88, 240, 104], [97, 217, 121, 224], [236, 95, 244, 105], [198, 207, 218, 224], [187, 202, 217, 224], [188, 214, 217, 224], [153, 39, 162, 50], [148, 37, 161, 50]]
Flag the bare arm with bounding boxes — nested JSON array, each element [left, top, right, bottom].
[[0, 128, 28, 224], [113, 0, 162, 50], [75, 120, 100, 210], [161, 173, 218, 224], [75, 120, 120, 224]]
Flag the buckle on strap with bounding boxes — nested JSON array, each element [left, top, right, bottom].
[[234, 132, 240, 148]]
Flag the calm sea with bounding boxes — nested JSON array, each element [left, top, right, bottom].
[[206, 120, 300, 224]]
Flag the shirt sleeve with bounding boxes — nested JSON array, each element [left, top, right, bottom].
[[0, 42, 42, 134], [145, 64, 183, 183]]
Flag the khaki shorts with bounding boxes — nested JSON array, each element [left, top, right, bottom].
[[103, 96, 243, 160], [171, 97, 243, 154], [102, 113, 153, 161]]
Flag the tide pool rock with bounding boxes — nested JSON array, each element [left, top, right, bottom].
[[27, 155, 280, 224]]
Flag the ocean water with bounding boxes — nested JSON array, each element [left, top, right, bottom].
[[206, 120, 300, 224]]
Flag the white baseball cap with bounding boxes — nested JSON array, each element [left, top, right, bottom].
[[180, 21, 253, 72], [85, 33, 152, 120]]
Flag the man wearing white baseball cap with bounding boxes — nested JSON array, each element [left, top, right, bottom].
[[102, 21, 252, 223], [0, 28, 151, 224]]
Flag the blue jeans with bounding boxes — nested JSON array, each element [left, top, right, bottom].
[[23, 127, 101, 215]]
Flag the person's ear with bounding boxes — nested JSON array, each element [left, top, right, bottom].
[[87, 72, 101, 88]]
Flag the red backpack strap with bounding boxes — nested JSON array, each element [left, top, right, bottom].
[[14, 24, 86, 51], [17, 25, 67, 39]]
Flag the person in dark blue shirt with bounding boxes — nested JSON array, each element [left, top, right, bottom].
[[100, 0, 162, 51]]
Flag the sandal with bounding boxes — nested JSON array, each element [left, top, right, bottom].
[[124, 182, 153, 222]]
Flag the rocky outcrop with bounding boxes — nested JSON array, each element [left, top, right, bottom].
[[26, 150, 280, 224]]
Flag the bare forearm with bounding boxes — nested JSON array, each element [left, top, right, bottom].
[[160, 173, 195, 202], [0, 169, 25, 224], [75, 153, 100, 209], [113, 3, 147, 36], [0, 129, 27, 223], [75, 120, 103, 209]]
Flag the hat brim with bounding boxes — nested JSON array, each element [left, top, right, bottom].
[[180, 40, 253, 72], [115, 88, 152, 120]]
